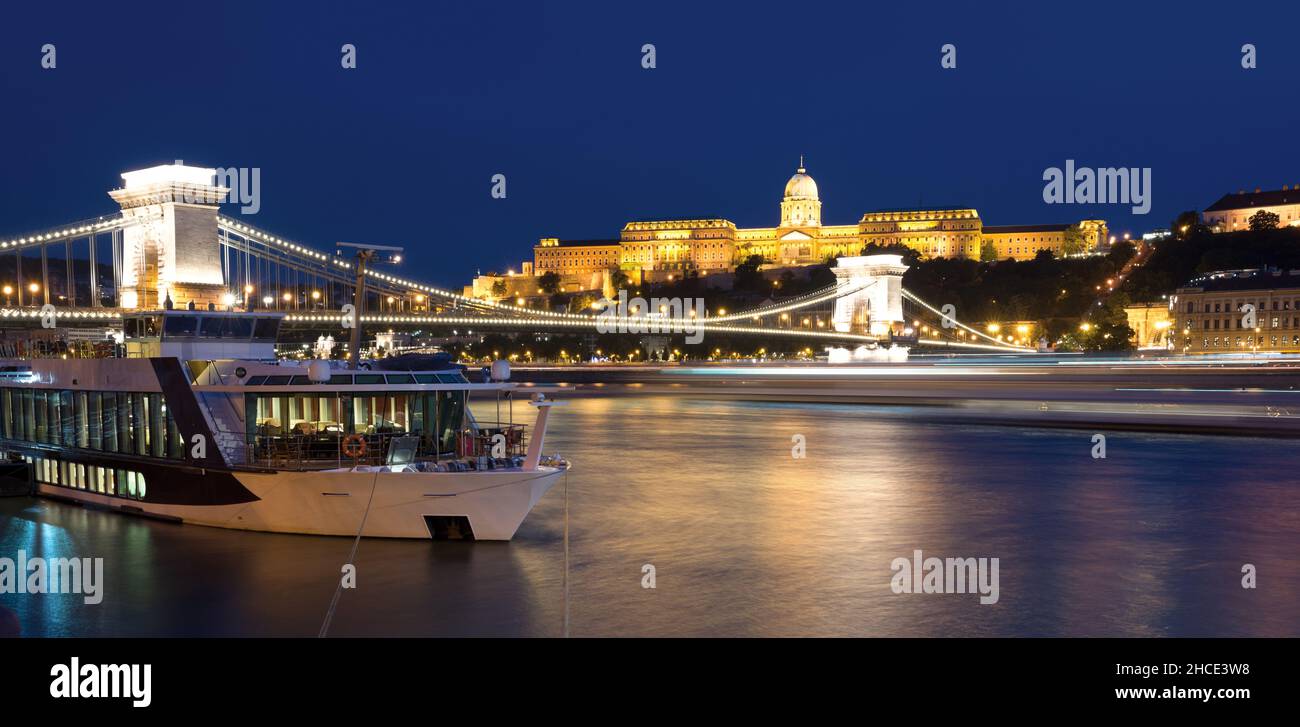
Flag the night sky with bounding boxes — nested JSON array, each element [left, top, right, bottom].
[[1, 0, 1297, 288]]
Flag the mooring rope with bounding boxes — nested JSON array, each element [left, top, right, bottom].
[[317, 465, 382, 638]]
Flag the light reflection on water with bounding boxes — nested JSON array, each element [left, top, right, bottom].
[[1, 395, 1297, 636]]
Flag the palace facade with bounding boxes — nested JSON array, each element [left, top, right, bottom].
[[1203, 186, 1300, 231], [529, 163, 1106, 289]]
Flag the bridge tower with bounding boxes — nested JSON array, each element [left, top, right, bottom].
[[109, 163, 229, 309], [830, 254, 908, 336]]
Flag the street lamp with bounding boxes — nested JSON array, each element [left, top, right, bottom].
[[2, 285, 11, 305]]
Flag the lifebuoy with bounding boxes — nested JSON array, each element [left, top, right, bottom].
[[341, 434, 367, 459]]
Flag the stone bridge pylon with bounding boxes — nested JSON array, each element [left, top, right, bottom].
[[828, 254, 910, 362]]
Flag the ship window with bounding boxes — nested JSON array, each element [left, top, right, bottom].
[[75, 392, 89, 448], [131, 393, 147, 456], [167, 406, 183, 459], [287, 375, 310, 385], [328, 374, 352, 385], [437, 373, 465, 383], [102, 392, 120, 453], [354, 374, 384, 384], [413, 374, 438, 384], [200, 316, 254, 339], [385, 374, 415, 384], [245, 376, 267, 386], [252, 318, 281, 341], [263, 375, 291, 385], [34, 390, 48, 443], [163, 316, 200, 338]]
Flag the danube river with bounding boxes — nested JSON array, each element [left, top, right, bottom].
[[2, 395, 1297, 637]]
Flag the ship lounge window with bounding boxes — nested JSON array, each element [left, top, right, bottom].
[[328, 374, 353, 385], [244, 389, 468, 462], [163, 315, 200, 338], [353, 374, 384, 385], [245, 376, 268, 386], [263, 375, 291, 385], [385, 374, 415, 384], [413, 374, 438, 384]]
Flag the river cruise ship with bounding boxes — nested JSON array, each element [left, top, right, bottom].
[[0, 309, 566, 540]]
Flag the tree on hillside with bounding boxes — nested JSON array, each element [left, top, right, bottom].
[[734, 254, 767, 292], [1249, 209, 1280, 231], [608, 266, 631, 290], [538, 271, 562, 295], [1172, 210, 1208, 238], [491, 279, 507, 298], [1062, 224, 1087, 256], [1107, 240, 1137, 267], [979, 239, 998, 262]]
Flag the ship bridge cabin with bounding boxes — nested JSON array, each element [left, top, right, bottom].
[[123, 310, 283, 361]]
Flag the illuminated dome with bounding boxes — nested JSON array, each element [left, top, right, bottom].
[[780, 158, 822, 228], [783, 165, 819, 200]]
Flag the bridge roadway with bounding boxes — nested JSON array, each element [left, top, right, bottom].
[[497, 355, 1300, 437]]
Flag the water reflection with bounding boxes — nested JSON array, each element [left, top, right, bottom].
[[1, 396, 1297, 636]]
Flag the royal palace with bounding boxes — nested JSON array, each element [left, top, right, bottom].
[[499, 162, 1106, 296]]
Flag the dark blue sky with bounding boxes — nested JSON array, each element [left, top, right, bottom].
[[2, 0, 1297, 287]]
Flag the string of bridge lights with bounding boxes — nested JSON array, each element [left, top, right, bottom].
[[0, 213, 145, 250], [900, 288, 1032, 350]]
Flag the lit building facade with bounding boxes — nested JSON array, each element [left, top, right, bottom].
[[531, 163, 1107, 286], [1204, 186, 1300, 231], [1169, 269, 1300, 354]]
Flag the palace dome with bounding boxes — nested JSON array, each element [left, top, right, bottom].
[[783, 166, 819, 200]]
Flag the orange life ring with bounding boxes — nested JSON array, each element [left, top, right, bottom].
[[341, 434, 367, 459]]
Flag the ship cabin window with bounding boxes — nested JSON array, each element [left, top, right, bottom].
[[0, 387, 184, 463], [24, 454, 147, 501]]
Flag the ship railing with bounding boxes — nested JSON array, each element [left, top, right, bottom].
[[243, 422, 529, 470]]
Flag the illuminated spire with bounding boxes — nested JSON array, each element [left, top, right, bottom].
[[798, 154, 805, 174]]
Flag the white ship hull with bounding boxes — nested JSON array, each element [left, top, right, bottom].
[[37, 466, 566, 540]]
